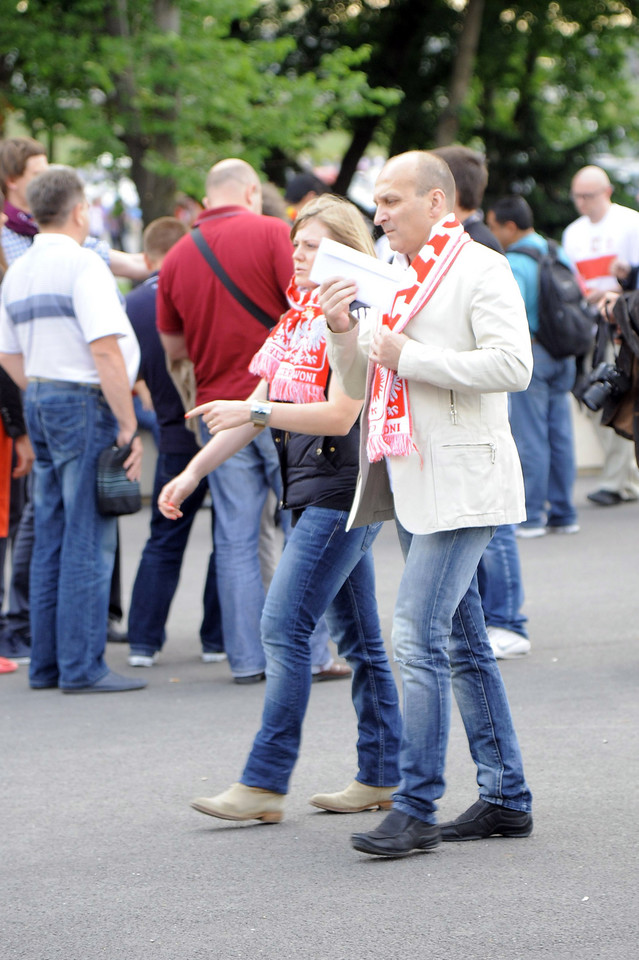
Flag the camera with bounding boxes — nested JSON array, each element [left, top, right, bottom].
[[580, 361, 631, 412]]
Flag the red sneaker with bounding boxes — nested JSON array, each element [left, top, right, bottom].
[[0, 656, 18, 674]]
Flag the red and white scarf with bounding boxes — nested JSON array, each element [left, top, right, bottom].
[[367, 215, 471, 462], [249, 280, 329, 402]]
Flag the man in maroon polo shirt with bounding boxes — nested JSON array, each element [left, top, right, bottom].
[[157, 158, 293, 683]]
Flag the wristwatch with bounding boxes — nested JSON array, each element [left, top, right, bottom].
[[249, 400, 272, 428]]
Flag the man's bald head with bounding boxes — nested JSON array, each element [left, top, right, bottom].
[[373, 150, 457, 262], [204, 159, 262, 213], [570, 165, 613, 223], [384, 151, 456, 209]]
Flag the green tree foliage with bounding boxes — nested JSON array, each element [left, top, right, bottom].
[[248, 0, 639, 231], [0, 0, 395, 222], [1, 0, 638, 231]]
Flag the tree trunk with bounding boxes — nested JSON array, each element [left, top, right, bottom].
[[105, 0, 180, 227], [335, 0, 439, 192], [333, 116, 382, 196], [435, 0, 485, 146]]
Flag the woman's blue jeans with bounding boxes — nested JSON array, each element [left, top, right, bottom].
[[392, 521, 532, 824], [241, 507, 402, 794]]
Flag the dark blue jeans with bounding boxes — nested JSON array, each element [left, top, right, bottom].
[[0, 490, 33, 643], [241, 507, 402, 794], [127, 452, 222, 656]]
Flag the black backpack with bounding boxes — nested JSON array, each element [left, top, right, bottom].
[[516, 240, 596, 359]]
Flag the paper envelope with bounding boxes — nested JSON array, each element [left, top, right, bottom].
[[309, 237, 403, 312]]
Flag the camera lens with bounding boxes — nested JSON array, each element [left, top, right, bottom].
[[582, 379, 613, 412]]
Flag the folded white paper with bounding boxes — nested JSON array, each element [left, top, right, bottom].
[[309, 237, 403, 312]]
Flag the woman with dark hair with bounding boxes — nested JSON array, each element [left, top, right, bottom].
[[159, 195, 401, 824], [0, 189, 34, 673]]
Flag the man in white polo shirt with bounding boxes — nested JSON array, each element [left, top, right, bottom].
[[0, 166, 145, 693]]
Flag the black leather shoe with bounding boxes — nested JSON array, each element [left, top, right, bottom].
[[440, 799, 533, 841], [587, 489, 623, 507], [233, 672, 265, 685], [351, 809, 440, 858]]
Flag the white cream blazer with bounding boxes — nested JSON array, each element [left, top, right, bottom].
[[326, 239, 533, 535]]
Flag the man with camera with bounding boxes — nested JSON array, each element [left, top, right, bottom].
[[487, 196, 579, 538], [562, 165, 639, 507]]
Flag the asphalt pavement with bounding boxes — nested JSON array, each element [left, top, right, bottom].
[[2, 473, 638, 960]]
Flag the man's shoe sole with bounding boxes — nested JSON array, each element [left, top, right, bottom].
[[351, 833, 440, 857], [441, 818, 533, 841]]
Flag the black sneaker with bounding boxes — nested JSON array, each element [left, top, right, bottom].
[[233, 672, 265, 685], [351, 809, 440, 858], [440, 799, 533, 841], [0, 635, 31, 664]]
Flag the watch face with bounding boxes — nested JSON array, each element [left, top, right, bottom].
[[251, 401, 271, 426]]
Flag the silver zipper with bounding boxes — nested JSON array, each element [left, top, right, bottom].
[[449, 390, 457, 424]]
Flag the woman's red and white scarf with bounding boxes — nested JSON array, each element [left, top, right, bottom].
[[367, 215, 471, 462], [249, 280, 329, 402]]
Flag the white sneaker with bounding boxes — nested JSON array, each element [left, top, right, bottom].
[[547, 524, 580, 534], [515, 525, 547, 539], [127, 653, 158, 667], [201, 652, 227, 663], [487, 627, 531, 659]]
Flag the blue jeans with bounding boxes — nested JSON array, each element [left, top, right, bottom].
[[477, 524, 528, 638], [25, 381, 118, 689], [127, 452, 222, 656], [241, 507, 401, 794], [392, 521, 532, 823], [1, 490, 33, 643], [509, 343, 577, 529], [201, 424, 283, 678]]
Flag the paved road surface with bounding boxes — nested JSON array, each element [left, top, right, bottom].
[[2, 474, 638, 959]]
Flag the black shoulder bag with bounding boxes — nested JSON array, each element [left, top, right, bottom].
[[191, 225, 277, 331]]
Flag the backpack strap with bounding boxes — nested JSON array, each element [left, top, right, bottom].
[[511, 243, 542, 262], [191, 225, 277, 331]]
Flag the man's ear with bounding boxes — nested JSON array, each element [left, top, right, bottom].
[[430, 188, 448, 216], [72, 200, 87, 227]]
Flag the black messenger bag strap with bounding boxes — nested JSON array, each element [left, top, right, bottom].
[[191, 225, 277, 331]]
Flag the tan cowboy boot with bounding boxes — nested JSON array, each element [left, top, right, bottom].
[[308, 780, 397, 813], [190, 782, 285, 823]]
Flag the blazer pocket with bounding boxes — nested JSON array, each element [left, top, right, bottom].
[[432, 441, 501, 526]]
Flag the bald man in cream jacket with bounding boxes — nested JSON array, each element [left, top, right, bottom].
[[321, 150, 534, 859]]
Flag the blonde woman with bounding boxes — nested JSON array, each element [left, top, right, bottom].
[[159, 196, 401, 824]]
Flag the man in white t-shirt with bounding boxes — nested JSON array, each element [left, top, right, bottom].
[[562, 165, 639, 506], [0, 166, 145, 694]]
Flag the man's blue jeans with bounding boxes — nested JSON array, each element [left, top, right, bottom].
[[392, 522, 532, 824], [127, 452, 222, 656], [241, 507, 402, 794], [25, 380, 118, 689], [201, 424, 283, 678], [477, 524, 528, 637], [509, 343, 577, 529]]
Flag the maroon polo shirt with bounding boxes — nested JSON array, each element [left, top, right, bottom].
[[157, 205, 293, 404]]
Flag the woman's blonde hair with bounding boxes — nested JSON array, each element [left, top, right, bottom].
[[290, 194, 375, 257]]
